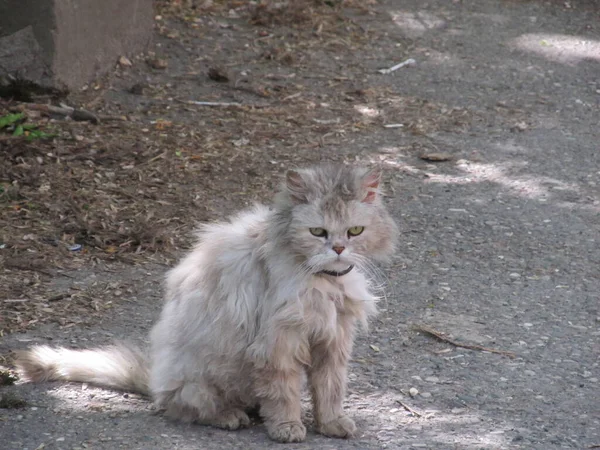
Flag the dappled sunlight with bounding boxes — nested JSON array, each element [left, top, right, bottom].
[[43, 382, 512, 448], [346, 389, 511, 448], [366, 149, 596, 207], [511, 33, 600, 65], [46, 384, 147, 413], [389, 10, 446, 38], [425, 159, 579, 200]]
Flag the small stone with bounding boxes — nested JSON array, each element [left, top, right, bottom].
[[118, 55, 132, 67], [409, 387, 419, 397], [129, 83, 149, 95], [421, 392, 432, 398], [511, 121, 529, 132], [147, 58, 168, 69], [419, 152, 452, 162], [509, 272, 521, 279], [56, 437, 65, 442], [425, 376, 439, 383], [524, 370, 536, 376], [207, 66, 229, 82]]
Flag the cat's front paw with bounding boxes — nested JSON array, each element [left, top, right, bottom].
[[317, 415, 356, 438], [212, 409, 251, 430], [267, 421, 307, 443]]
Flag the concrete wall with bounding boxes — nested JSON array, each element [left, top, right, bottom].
[[0, 0, 153, 91]]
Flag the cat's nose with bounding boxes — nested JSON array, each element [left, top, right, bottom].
[[332, 246, 345, 255]]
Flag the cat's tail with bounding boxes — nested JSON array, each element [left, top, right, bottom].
[[15, 343, 150, 396]]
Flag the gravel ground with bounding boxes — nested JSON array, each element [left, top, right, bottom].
[[1, 0, 599, 449]]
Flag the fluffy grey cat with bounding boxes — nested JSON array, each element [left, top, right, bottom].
[[16, 164, 398, 443]]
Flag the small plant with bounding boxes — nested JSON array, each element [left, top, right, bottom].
[[0, 112, 23, 129], [0, 368, 18, 386], [0, 392, 27, 409], [0, 112, 55, 140]]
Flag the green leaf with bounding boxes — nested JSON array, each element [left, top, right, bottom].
[[0, 113, 25, 129], [13, 125, 24, 136], [25, 130, 55, 141]]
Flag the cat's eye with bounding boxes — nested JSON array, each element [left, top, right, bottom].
[[347, 226, 365, 237], [309, 227, 328, 238]]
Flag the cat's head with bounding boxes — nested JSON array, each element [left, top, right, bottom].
[[273, 164, 398, 274]]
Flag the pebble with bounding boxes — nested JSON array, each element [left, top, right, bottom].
[[509, 272, 521, 279], [425, 376, 439, 383], [409, 387, 419, 397], [421, 392, 432, 398], [524, 370, 536, 376]]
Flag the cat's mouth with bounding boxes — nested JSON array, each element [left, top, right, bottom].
[[306, 254, 356, 276], [317, 265, 354, 277]]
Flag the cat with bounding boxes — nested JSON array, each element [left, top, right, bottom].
[[16, 164, 399, 443]]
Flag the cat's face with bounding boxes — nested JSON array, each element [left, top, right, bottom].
[[275, 165, 398, 274]]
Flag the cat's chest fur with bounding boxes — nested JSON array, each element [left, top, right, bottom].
[[299, 270, 376, 344]]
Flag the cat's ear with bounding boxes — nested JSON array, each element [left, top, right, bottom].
[[361, 168, 381, 203], [285, 169, 309, 203]]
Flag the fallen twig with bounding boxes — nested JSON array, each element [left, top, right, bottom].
[[378, 58, 416, 74], [396, 399, 422, 417], [281, 92, 301, 102], [98, 115, 128, 122], [413, 324, 516, 358], [140, 151, 168, 165], [48, 293, 72, 302], [175, 99, 270, 108], [0, 135, 20, 141], [19, 103, 99, 123]]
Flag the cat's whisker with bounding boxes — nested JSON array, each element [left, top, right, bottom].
[[351, 255, 391, 307]]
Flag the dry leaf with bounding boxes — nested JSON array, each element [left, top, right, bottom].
[[118, 55, 132, 67]]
